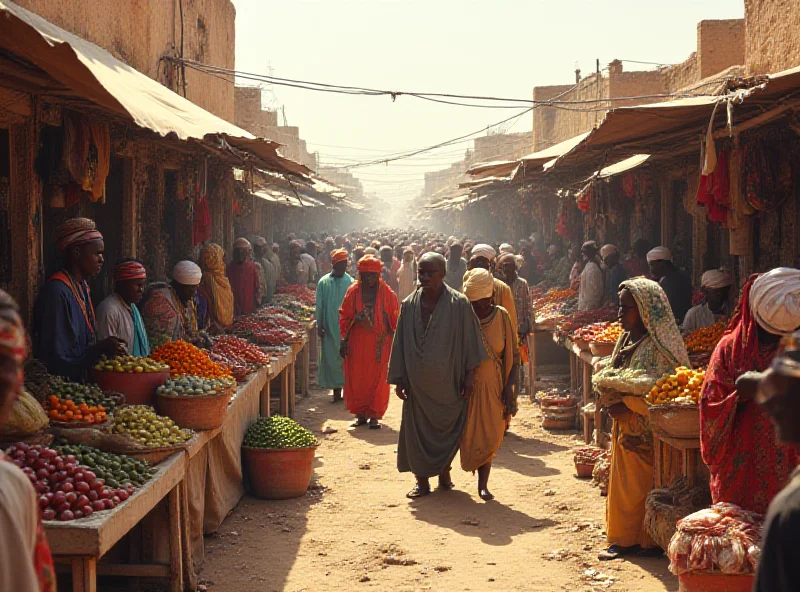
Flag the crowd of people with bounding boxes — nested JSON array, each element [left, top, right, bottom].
[[4, 219, 800, 590]]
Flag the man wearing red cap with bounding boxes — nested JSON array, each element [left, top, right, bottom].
[[315, 249, 353, 403], [96, 259, 151, 356], [339, 255, 400, 428], [33, 217, 124, 380]]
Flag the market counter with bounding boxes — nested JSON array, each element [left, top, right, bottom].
[[46, 451, 187, 592]]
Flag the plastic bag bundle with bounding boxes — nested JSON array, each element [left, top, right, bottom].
[[667, 503, 763, 575]]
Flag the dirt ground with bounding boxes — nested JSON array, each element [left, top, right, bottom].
[[199, 378, 678, 592]]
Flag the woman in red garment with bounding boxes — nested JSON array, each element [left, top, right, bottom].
[[227, 238, 261, 317], [700, 268, 800, 514], [339, 255, 400, 429]]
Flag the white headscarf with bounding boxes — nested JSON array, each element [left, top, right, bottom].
[[750, 268, 800, 336], [172, 261, 202, 286], [463, 269, 495, 302], [701, 270, 733, 289], [471, 244, 496, 261], [646, 246, 673, 263]]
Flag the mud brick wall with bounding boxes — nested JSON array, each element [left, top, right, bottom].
[[746, 0, 800, 74], [14, 0, 236, 123]]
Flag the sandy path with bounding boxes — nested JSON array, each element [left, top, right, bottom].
[[199, 384, 678, 592]]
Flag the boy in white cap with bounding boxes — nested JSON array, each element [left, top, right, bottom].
[[141, 261, 203, 347]]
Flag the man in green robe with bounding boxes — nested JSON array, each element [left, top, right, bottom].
[[315, 250, 354, 403], [389, 253, 487, 498]]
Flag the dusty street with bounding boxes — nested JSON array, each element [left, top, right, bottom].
[[200, 383, 677, 592]]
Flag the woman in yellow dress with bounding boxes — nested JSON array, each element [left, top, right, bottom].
[[460, 269, 519, 501], [592, 277, 690, 560]]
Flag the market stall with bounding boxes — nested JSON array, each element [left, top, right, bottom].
[[4, 285, 318, 591]]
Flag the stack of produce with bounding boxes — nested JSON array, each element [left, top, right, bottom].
[[244, 416, 318, 449], [52, 441, 156, 489], [228, 316, 301, 346], [647, 367, 706, 405], [275, 285, 315, 307], [210, 335, 271, 381], [594, 322, 623, 344], [150, 340, 232, 378], [92, 355, 170, 374], [5, 442, 134, 521], [540, 388, 577, 430], [668, 503, 763, 575], [533, 288, 577, 323], [556, 307, 617, 338], [111, 405, 193, 448], [684, 319, 727, 354], [49, 377, 120, 409], [47, 395, 108, 425], [157, 376, 235, 397], [270, 297, 315, 322], [0, 389, 49, 437]]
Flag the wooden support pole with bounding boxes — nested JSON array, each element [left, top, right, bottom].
[[167, 486, 183, 592], [71, 557, 97, 592]]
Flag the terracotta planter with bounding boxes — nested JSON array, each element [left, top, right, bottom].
[[90, 369, 170, 406], [157, 388, 233, 430], [575, 462, 595, 478], [242, 445, 318, 500], [678, 571, 754, 592]]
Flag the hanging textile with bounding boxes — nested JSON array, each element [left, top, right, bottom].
[[576, 183, 592, 212], [193, 194, 212, 245], [696, 149, 730, 224], [88, 121, 110, 203], [62, 112, 90, 190], [743, 138, 793, 212]]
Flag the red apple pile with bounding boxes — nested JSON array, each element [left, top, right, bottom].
[[6, 442, 132, 521]]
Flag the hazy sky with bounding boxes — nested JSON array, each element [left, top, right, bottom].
[[232, 0, 744, 204]]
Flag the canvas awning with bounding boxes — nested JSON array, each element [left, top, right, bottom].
[[465, 159, 519, 179], [596, 154, 651, 179], [458, 164, 520, 188], [0, 0, 310, 176], [426, 194, 471, 210]]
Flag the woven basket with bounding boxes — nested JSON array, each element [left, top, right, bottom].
[[156, 387, 234, 430], [0, 430, 54, 449], [572, 337, 590, 352], [645, 489, 692, 550], [122, 443, 189, 465], [649, 403, 700, 439]]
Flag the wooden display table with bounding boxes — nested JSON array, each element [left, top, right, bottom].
[[45, 452, 187, 592], [651, 428, 702, 488], [263, 349, 294, 417], [555, 334, 600, 444]]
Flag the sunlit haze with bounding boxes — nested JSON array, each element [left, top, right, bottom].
[[232, 0, 744, 212]]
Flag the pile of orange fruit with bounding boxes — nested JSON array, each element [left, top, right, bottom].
[[47, 395, 108, 424], [647, 367, 706, 405], [534, 287, 577, 307], [150, 340, 232, 379], [684, 319, 727, 353], [594, 322, 623, 344]]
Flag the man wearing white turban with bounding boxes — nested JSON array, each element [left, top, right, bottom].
[[470, 244, 496, 262], [141, 261, 203, 348], [499, 243, 514, 255], [750, 268, 800, 336], [648, 246, 692, 323], [578, 241, 605, 311], [681, 270, 733, 334]]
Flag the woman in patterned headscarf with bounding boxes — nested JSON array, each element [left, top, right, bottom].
[[593, 277, 690, 561], [198, 243, 235, 332], [0, 290, 57, 592]]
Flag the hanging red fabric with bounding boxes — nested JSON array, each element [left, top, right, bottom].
[[696, 149, 730, 223], [192, 195, 212, 245]]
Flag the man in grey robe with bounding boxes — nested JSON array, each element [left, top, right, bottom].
[[389, 252, 487, 498]]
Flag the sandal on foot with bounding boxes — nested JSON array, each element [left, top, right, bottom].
[[479, 490, 495, 501], [598, 545, 640, 561], [350, 417, 367, 428], [368, 419, 381, 430], [406, 486, 431, 499]]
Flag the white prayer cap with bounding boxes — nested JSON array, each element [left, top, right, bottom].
[[646, 246, 672, 263], [750, 268, 800, 336], [700, 270, 733, 289], [172, 261, 202, 286], [499, 243, 514, 254], [471, 244, 496, 261], [600, 244, 618, 259]]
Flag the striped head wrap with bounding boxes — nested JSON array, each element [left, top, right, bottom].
[[331, 249, 348, 265], [56, 218, 103, 252], [357, 255, 383, 274], [113, 261, 147, 283]]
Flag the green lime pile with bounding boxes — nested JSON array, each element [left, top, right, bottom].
[[53, 441, 156, 488], [244, 416, 317, 449], [157, 376, 235, 397], [50, 376, 118, 409]]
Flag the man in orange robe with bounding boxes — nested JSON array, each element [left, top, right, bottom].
[[339, 255, 400, 429]]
